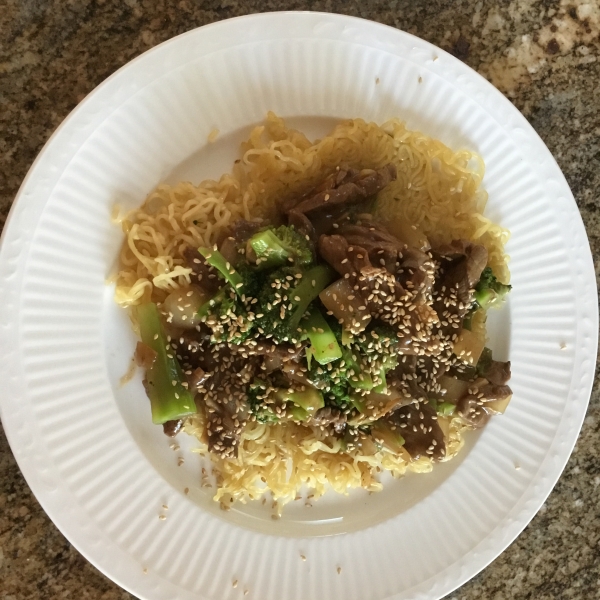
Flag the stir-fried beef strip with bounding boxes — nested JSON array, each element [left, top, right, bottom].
[[167, 329, 257, 456], [336, 222, 436, 303], [311, 406, 347, 433], [163, 419, 183, 437], [457, 396, 490, 428], [203, 359, 256, 458], [229, 218, 265, 242], [480, 359, 511, 386], [319, 233, 440, 354], [386, 400, 445, 460], [284, 164, 397, 215], [430, 241, 488, 339], [287, 210, 317, 245]]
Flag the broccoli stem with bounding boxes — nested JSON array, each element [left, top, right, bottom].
[[198, 247, 244, 296], [135, 303, 196, 424], [248, 230, 290, 269], [301, 309, 342, 365], [437, 402, 456, 416], [197, 287, 228, 319], [342, 348, 374, 391], [474, 267, 511, 309], [288, 265, 335, 330]]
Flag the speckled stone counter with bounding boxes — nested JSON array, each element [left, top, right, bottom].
[[1, 1, 599, 599]]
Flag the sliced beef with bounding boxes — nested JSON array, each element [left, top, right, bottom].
[[311, 406, 347, 433], [480, 359, 512, 386], [170, 326, 218, 372], [229, 219, 265, 242], [287, 210, 317, 245], [386, 400, 446, 460], [456, 381, 512, 428], [476, 383, 513, 403], [285, 164, 397, 215], [202, 358, 257, 458], [432, 240, 488, 336], [457, 396, 490, 428], [318, 234, 372, 276], [436, 240, 488, 288], [163, 419, 183, 437]]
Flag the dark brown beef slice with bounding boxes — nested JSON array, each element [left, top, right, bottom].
[[318, 234, 372, 276], [163, 419, 183, 437], [287, 210, 317, 245], [480, 359, 511, 386], [311, 406, 347, 434], [287, 164, 397, 215], [387, 400, 446, 460], [432, 240, 488, 333], [457, 383, 512, 428]]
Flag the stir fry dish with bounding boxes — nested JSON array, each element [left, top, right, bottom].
[[115, 114, 512, 509]]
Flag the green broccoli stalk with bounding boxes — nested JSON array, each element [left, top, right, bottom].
[[256, 264, 335, 343], [341, 347, 374, 391], [135, 303, 197, 424], [198, 247, 245, 296], [474, 267, 512, 309], [248, 225, 313, 269], [197, 287, 227, 320], [288, 265, 334, 329], [248, 379, 280, 424], [300, 309, 342, 365]]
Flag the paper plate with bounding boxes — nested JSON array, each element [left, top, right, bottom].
[[0, 12, 596, 600]]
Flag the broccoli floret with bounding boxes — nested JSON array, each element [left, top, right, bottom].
[[200, 286, 255, 344], [307, 360, 353, 406], [255, 264, 335, 343], [197, 259, 262, 344], [474, 267, 512, 309], [248, 379, 280, 424], [248, 225, 313, 268]]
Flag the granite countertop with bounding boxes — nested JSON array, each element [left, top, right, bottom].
[[1, 1, 599, 598]]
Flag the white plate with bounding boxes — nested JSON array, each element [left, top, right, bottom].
[[0, 12, 596, 600]]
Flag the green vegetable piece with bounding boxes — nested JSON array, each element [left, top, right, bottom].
[[289, 405, 310, 422], [198, 247, 245, 296], [301, 309, 342, 365], [288, 265, 335, 330], [371, 421, 406, 454], [276, 387, 324, 413], [342, 348, 374, 391], [248, 225, 313, 269], [474, 267, 512, 309], [349, 394, 366, 413], [437, 402, 456, 416], [197, 287, 227, 319], [476, 346, 493, 375], [136, 303, 196, 425]]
